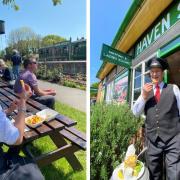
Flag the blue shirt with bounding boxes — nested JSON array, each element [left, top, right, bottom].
[[0, 106, 19, 145]]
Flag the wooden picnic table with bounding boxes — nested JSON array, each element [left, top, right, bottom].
[[0, 86, 86, 171], [0, 80, 9, 88]]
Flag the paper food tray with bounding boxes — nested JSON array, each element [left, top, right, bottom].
[[36, 109, 58, 122], [25, 115, 44, 128]]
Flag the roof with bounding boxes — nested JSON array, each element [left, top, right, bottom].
[[96, 0, 173, 80]]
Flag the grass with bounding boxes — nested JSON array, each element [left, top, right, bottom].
[[3, 101, 86, 180]]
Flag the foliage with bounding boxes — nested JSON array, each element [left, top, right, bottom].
[[2, 0, 61, 10], [63, 80, 77, 88], [6, 27, 42, 57], [90, 103, 143, 180], [91, 82, 99, 89], [36, 63, 86, 90], [90, 91, 97, 98], [0, 50, 6, 58], [42, 35, 66, 46]]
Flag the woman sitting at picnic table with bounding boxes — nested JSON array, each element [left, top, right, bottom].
[[14, 56, 56, 109], [0, 59, 13, 82], [0, 84, 44, 180]]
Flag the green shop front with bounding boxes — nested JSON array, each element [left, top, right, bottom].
[[96, 0, 180, 107]]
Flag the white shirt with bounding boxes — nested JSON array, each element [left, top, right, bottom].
[[132, 82, 180, 116], [0, 106, 19, 145]]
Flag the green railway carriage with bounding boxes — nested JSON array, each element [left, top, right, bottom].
[[38, 38, 86, 76]]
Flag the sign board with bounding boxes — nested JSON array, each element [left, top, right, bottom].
[[100, 43, 132, 69], [135, 1, 180, 57]]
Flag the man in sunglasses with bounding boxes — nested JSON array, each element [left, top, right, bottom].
[[133, 57, 180, 180], [14, 56, 56, 109]]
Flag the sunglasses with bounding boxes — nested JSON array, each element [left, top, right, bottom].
[[30, 61, 37, 64]]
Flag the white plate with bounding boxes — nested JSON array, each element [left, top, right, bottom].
[[25, 115, 44, 128], [36, 109, 58, 122]]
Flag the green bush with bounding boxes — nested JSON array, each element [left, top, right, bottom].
[[90, 103, 143, 180], [63, 80, 77, 88]]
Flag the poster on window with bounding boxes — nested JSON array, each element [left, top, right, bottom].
[[114, 71, 128, 103]]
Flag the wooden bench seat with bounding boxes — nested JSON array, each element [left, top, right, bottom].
[[60, 128, 86, 150]]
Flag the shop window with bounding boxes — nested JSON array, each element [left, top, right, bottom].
[[144, 72, 151, 83], [133, 64, 142, 104], [135, 66, 142, 77], [105, 81, 114, 103], [134, 76, 141, 89], [134, 88, 141, 101]]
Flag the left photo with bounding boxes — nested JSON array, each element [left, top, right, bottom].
[[0, 0, 86, 179]]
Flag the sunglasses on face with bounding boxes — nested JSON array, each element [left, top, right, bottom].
[[30, 61, 37, 64]]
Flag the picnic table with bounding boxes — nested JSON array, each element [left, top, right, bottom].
[[0, 86, 86, 171], [0, 80, 9, 88]]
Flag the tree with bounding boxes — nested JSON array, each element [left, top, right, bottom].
[[2, 0, 61, 10], [42, 35, 66, 46], [0, 50, 5, 58], [6, 27, 42, 57], [91, 82, 99, 89], [90, 82, 99, 98]]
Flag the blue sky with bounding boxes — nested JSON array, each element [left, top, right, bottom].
[[90, 0, 132, 84], [0, 0, 86, 49]]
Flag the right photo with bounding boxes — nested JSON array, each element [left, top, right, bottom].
[[90, 0, 180, 180]]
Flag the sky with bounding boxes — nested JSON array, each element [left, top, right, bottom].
[[90, 0, 132, 84], [0, 0, 86, 49]]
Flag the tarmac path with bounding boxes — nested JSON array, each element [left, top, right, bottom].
[[38, 80, 86, 113]]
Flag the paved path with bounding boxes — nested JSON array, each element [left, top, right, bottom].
[[38, 80, 86, 113]]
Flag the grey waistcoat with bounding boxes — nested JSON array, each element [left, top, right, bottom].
[[144, 84, 180, 143]]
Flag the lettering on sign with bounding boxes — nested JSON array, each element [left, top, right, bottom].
[[135, 1, 180, 57]]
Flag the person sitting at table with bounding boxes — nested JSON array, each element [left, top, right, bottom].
[[0, 59, 14, 84], [14, 56, 56, 109], [0, 84, 44, 180]]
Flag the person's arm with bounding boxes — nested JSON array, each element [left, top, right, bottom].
[[13, 99, 26, 145], [132, 95, 146, 116], [4, 101, 17, 116], [173, 84, 180, 116], [132, 83, 153, 116], [28, 73, 56, 96], [33, 85, 56, 96], [1, 100, 26, 145]]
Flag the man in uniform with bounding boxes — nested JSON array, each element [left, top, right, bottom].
[[133, 57, 180, 180]]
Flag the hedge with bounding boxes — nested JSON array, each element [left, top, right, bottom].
[[90, 103, 143, 180]]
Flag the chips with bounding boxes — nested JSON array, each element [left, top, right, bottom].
[[152, 79, 158, 84], [20, 80, 25, 88], [124, 155, 137, 168], [26, 115, 43, 125]]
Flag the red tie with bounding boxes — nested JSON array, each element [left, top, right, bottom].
[[155, 84, 160, 102]]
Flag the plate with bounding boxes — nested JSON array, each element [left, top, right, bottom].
[[36, 109, 58, 122], [25, 115, 44, 128]]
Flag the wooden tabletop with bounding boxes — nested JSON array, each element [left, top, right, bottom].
[[0, 86, 86, 170]]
